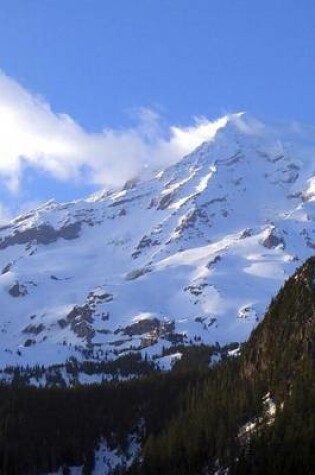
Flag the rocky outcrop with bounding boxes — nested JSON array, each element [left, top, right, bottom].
[[121, 318, 174, 337], [125, 267, 152, 281], [1, 263, 12, 275], [132, 235, 160, 258], [157, 192, 175, 210], [58, 304, 95, 341], [261, 229, 285, 249], [0, 222, 81, 250], [22, 323, 45, 335], [8, 283, 28, 297], [175, 208, 209, 235], [87, 290, 113, 304]]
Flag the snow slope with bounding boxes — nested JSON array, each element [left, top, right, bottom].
[[1, 112, 315, 367]]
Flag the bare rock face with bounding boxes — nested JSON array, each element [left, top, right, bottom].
[[184, 282, 208, 296], [56, 288, 114, 347], [121, 318, 175, 337], [24, 338, 35, 347], [118, 208, 127, 216], [1, 263, 12, 275], [132, 235, 160, 259], [9, 283, 28, 297], [239, 228, 253, 239], [87, 290, 113, 304], [58, 304, 95, 341], [261, 229, 285, 249], [22, 323, 45, 335], [175, 208, 209, 235], [0, 222, 81, 250], [125, 267, 152, 281], [157, 192, 175, 210], [122, 176, 140, 190], [206, 256, 222, 270]]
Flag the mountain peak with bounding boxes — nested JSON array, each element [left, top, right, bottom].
[[1, 113, 315, 370]]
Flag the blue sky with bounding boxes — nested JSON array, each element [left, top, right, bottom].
[[0, 0, 314, 220]]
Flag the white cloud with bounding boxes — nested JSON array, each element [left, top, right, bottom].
[[0, 71, 226, 192]]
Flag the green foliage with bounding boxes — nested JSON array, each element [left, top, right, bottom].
[[132, 257, 315, 474], [0, 371, 202, 474], [1, 257, 315, 474]]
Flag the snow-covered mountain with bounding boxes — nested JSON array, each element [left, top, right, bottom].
[[1, 112, 315, 368]]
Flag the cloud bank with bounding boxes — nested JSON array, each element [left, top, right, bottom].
[[0, 71, 226, 193]]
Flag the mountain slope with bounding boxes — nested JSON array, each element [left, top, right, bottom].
[[1, 256, 315, 474], [1, 113, 315, 367], [135, 256, 315, 475]]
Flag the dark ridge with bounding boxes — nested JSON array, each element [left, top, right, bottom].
[[0, 222, 82, 249]]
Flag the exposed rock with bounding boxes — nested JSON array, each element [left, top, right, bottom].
[[282, 163, 300, 183], [157, 192, 175, 210], [206, 255, 221, 269], [101, 312, 110, 321], [125, 267, 152, 281], [118, 208, 127, 216], [195, 316, 207, 324], [87, 290, 113, 304], [122, 177, 140, 190], [239, 228, 253, 239], [238, 305, 257, 319], [140, 334, 158, 348], [23, 323, 45, 335], [202, 196, 227, 207], [261, 229, 285, 249], [0, 222, 81, 250], [57, 319, 68, 329], [147, 197, 158, 209], [122, 318, 174, 337], [217, 150, 243, 166], [97, 329, 111, 335], [1, 262, 12, 275], [175, 208, 209, 235], [208, 317, 217, 327], [24, 338, 35, 347], [109, 192, 150, 208], [13, 212, 36, 224], [265, 153, 284, 163], [8, 283, 28, 297], [195, 316, 217, 328], [185, 282, 208, 296], [59, 304, 95, 341], [132, 235, 160, 258]]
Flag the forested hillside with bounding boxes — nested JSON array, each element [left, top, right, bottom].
[[1, 257, 315, 474], [135, 256, 315, 475]]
